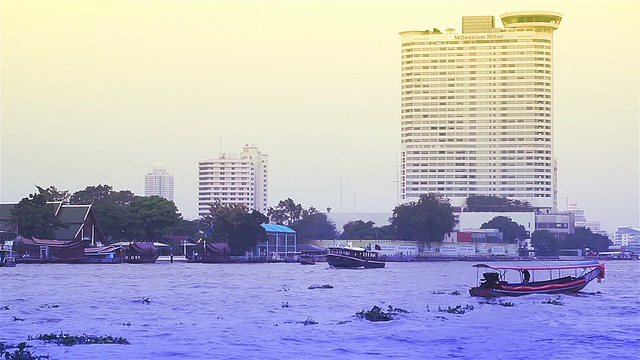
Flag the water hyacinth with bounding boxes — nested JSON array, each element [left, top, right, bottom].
[[356, 305, 408, 322], [28, 333, 130, 346]]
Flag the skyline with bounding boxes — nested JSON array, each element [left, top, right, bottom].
[[1, 1, 638, 233]]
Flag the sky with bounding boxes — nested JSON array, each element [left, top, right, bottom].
[[1, 0, 638, 233]]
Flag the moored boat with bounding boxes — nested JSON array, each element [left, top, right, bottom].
[[469, 261, 605, 297], [123, 242, 159, 264], [299, 254, 315, 265], [326, 245, 385, 269]]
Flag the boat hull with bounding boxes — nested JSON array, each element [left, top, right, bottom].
[[327, 254, 365, 268], [363, 260, 385, 268]]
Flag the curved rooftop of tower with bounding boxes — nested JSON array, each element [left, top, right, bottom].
[[500, 11, 563, 30]]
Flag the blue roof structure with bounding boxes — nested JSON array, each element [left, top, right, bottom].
[[261, 224, 296, 234]]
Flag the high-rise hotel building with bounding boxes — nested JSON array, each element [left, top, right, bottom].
[[198, 145, 268, 217], [144, 161, 174, 201], [400, 11, 562, 211]]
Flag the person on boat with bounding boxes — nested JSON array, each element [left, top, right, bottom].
[[522, 269, 531, 283]]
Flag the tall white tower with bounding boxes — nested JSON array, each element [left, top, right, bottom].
[[144, 161, 174, 201], [400, 11, 562, 211], [198, 145, 268, 217]]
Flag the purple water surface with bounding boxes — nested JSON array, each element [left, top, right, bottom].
[[1, 261, 638, 359]]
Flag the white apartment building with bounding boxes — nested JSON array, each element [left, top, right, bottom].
[[198, 145, 268, 217], [400, 11, 562, 211], [144, 161, 174, 201]]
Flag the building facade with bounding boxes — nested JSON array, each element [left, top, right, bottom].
[[144, 161, 174, 201], [400, 11, 562, 211], [198, 145, 268, 217], [566, 202, 606, 236]]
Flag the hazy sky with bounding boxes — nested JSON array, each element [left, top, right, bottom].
[[1, 0, 638, 233]]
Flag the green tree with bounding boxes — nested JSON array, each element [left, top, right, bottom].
[[291, 207, 338, 241], [171, 219, 204, 238], [466, 195, 534, 212], [530, 230, 560, 256], [480, 216, 529, 243], [36, 185, 70, 203], [339, 220, 396, 240], [340, 220, 377, 240], [390, 193, 456, 243], [564, 227, 612, 253], [129, 196, 181, 241], [69, 184, 114, 205], [267, 198, 303, 226], [9, 193, 68, 239], [95, 201, 145, 243], [202, 201, 268, 255], [70, 185, 141, 241]]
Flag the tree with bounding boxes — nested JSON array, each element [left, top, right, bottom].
[[69, 184, 114, 205], [530, 230, 560, 256], [390, 193, 456, 243], [94, 201, 145, 243], [70, 185, 141, 241], [339, 220, 395, 240], [480, 216, 529, 243], [129, 196, 181, 241], [171, 219, 204, 238], [36, 185, 70, 203], [268, 199, 338, 241], [202, 201, 268, 255], [466, 195, 534, 212], [267, 198, 303, 226], [9, 193, 68, 239], [340, 220, 377, 240], [564, 227, 612, 253], [291, 207, 338, 241]]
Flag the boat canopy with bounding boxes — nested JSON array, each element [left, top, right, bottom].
[[472, 260, 604, 272]]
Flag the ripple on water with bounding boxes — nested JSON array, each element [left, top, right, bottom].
[[0, 261, 638, 359]]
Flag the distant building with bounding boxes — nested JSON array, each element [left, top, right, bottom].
[[566, 202, 606, 236], [611, 226, 640, 249], [198, 145, 268, 217], [400, 11, 563, 211], [535, 213, 575, 239], [144, 161, 174, 201]]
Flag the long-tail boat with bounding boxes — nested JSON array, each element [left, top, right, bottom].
[[469, 261, 605, 297]]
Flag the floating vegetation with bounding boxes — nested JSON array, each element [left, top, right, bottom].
[[11, 316, 25, 322], [300, 318, 318, 326], [438, 304, 475, 314], [142, 297, 151, 304], [29, 333, 130, 346], [450, 291, 461, 295], [0, 342, 49, 360], [356, 305, 408, 322], [479, 300, 515, 307], [308, 284, 334, 289], [39, 304, 60, 309], [541, 297, 563, 306], [110, 321, 132, 327]]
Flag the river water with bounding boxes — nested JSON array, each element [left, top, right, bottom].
[[1, 260, 638, 359]]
